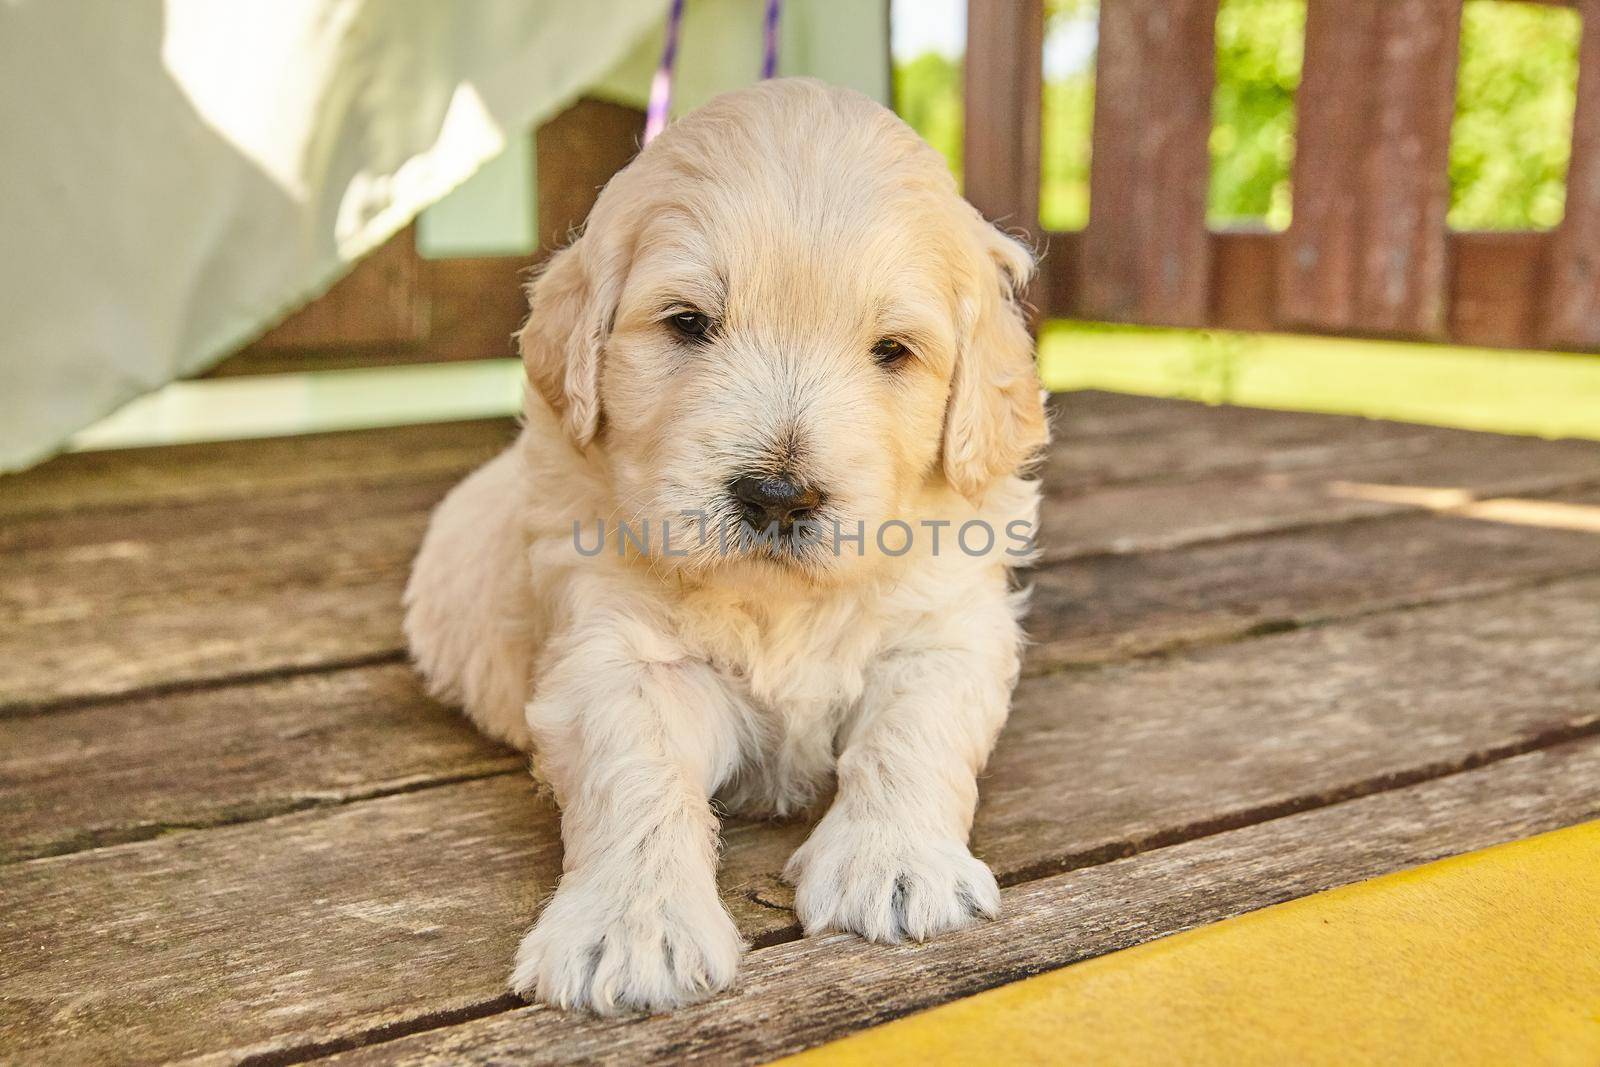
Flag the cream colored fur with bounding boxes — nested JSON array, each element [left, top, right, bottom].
[[404, 78, 1047, 1014]]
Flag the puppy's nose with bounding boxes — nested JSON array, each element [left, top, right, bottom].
[[730, 473, 824, 531]]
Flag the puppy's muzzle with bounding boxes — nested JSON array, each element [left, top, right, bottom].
[[730, 472, 824, 533]]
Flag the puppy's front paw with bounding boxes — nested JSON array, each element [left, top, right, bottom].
[[784, 815, 1000, 943], [509, 873, 745, 1014]]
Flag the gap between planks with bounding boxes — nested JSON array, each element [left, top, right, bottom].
[[263, 738, 1600, 1066], [8, 537, 1600, 868], [3, 579, 1600, 1062], [9, 502, 1600, 870], [9, 467, 1600, 721], [10, 392, 1600, 714]]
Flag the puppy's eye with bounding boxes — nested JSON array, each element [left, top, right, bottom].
[[667, 310, 713, 341], [871, 337, 911, 368]]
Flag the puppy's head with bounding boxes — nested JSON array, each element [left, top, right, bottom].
[[521, 79, 1045, 581]]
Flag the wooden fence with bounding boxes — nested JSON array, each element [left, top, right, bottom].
[[221, 0, 1600, 375], [968, 0, 1600, 352]]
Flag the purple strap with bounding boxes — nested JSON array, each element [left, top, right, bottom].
[[644, 0, 782, 146], [643, 0, 685, 145], [762, 0, 781, 79]]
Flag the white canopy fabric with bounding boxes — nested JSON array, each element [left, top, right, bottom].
[[0, 0, 887, 472]]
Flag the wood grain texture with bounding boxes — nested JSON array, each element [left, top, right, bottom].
[[963, 0, 1044, 236], [245, 225, 426, 352], [1280, 0, 1461, 339], [1037, 425, 1600, 562], [10, 486, 1600, 865], [4, 575, 1600, 1064], [8, 396, 1600, 710], [535, 99, 644, 251], [208, 257, 538, 377], [1043, 391, 1441, 490], [322, 739, 1600, 1066], [1450, 231, 1547, 349], [417, 255, 535, 365], [1208, 227, 1277, 332], [0, 389, 1469, 518], [1045, 229, 1600, 354], [1278, 0, 1371, 328], [1027, 486, 1600, 669], [1543, 0, 1600, 348], [0, 480, 447, 710], [0, 418, 515, 521], [1080, 0, 1219, 326], [0, 666, 521, 864]]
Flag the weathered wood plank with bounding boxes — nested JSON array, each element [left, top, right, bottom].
[[1043, 390, 1442, 491], [0, 666, 521, 864], [10, 488, 1600, 866], [245, 225, 426, 352], [1450, 231, 1547, 349], [206, 257, 537, 377], [0, 418, 515, 521], [1046, 230, 1600, 354], [1278, 0, 1370, 328], [3, 393, 1416, 522], [1542, 0, 1600, 347], [8, 398, 1600, 710], [1208, 227, 1277, 332], [1353, 0, 1460, 337], [3, 576, 1598, 1064], [1028, 486, 1600, 669], [1038, 426, 1600, 562], [1079, 0, 1219, 326], [1280, 0, 1460, 339], [536, 99, 644, 251], [0, 480, 447, 710], [322, 739, 1600, 1066], [962, 0, 1044, 237]]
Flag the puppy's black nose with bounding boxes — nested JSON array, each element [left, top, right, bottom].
[[730, 473, 824, 531]]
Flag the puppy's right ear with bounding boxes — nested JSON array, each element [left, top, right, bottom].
[[518, 236, 616, 448]]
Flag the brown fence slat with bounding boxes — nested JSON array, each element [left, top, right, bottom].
[[1543, 0, 1600, 347], [1453, 231, 1546, 349], [1280, 0, 1461, 340], [1079, 0, 1220, 327], [1043, 229, 1588, 353], [236, 223, 426, 354], [536, 98, 645, 251], [1358, 0, 1462, 337], [1277, 2, 1372, 333], [963, 0, 1044, 237], [1209, 228, 1276, 332]]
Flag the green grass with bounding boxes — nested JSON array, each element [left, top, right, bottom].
[[1039, 322, 1600, 442], [68, 330, 1600, 453]]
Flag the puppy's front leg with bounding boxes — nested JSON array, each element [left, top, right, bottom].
[[785, 620, 1018, 943], [511, 620, 745, 1014]]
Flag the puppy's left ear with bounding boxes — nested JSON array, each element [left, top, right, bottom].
[[518, 234, 621, 449], [943, 224, 1049, 503]]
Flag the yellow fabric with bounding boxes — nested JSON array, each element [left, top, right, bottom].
[[781, 821, 1600, 1066]]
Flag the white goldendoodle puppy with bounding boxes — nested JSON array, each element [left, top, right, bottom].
[[404, 77, 1047, 1013]]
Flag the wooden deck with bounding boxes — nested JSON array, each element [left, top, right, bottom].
[[4, 391, 1600, 1064]]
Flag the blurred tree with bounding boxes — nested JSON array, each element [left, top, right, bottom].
[[1040, 0, 1097, 228], [1450, 0, 1579, 229], [894, 51, 964, 181], [896, 0, 1579, 233], [1208, 0, 1302, 229]]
